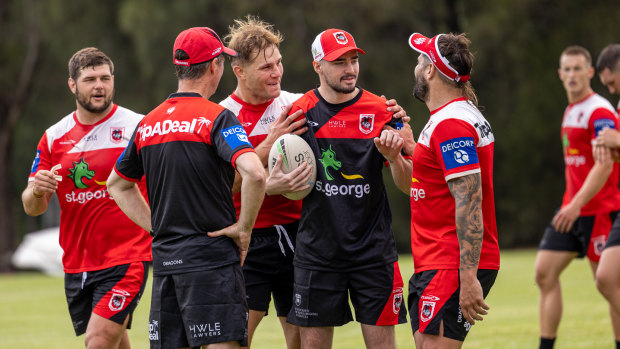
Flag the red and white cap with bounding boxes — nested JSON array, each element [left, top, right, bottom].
[[173, 27, 237, 66], [311, 29, 365, 62], [408, 33, 470, 82]]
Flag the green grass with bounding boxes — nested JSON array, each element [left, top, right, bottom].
[[0, 249, 614, 348]]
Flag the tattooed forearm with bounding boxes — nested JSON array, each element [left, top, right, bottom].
[[448, 173, 483, 272]]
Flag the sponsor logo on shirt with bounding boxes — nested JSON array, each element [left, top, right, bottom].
[[594, 118, 616, 136], [138, 117, 212, 142], [410, 178, 426, 201], [68, 158, 94, 189], [440, 137, 479, 170], [84, 134, 98, 142], [259, 114, 276, 126], [221, 125, 251, 149], [315, 144, 369, 198], [189, 322, 222, 338], [30, 150, 41, 173], [65, 189, 113, 204], [162, 259, 183, 266], [329, 120, 346, 128]]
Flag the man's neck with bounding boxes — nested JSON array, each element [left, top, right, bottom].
[[234, 86, 272, 105], [74, 103, 114, 125], [567, 87, 593, 105], [426, 85, 463, 112], [317, 85, 358, 104], [178, 79, 211, 100]]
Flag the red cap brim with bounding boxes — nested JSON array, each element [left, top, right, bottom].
[[322, 47, 365, 62]]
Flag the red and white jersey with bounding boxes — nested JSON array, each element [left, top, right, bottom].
[[561, 93, 620, 215], [28, 104, 152, 273], [410, 97, 499, 272], [220, 91, 303, 228]]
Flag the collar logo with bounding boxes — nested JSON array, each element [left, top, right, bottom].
[[414, 38, 426, 45]]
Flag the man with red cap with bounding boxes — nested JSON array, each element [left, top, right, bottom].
[[107, 26, 266, 349], [285, 28, 411, 349], [391, 32, 500, 348]]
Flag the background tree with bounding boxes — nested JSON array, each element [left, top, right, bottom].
[[4, 0, 620, 270]]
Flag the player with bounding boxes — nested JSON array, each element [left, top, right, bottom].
[[593, 43, 620, 349], [219, 16, 308, 349], [391, 32, 500, 348], [535, 45, 620, 349], [285, 28, 410, 349], [219, 17, 412, 349], [107, 27, 266, 349], [21, 47, 152, 349]]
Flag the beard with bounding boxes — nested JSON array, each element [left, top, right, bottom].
[[75, 85, 114, 113], [413, 72, 429, 103], [325, 73, 357, 94]]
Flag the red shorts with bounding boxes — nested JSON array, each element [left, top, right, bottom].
[[64, 261, 149, 335]]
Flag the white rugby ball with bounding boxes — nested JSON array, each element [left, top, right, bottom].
[[268, 134, 317, 200]]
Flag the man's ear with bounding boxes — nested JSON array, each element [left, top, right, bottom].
[[68, 78, 76, 94], [233, 64, 245, 80]]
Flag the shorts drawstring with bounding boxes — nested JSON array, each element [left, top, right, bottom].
[[81, 271, 87, 289], [275, 224, 295, 256]]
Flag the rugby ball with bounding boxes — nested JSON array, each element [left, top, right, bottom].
[[268, 134, 317, 200]]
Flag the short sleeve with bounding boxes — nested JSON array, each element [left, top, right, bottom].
[[114, 124, 143, 182], [429, 119, 481, 181], [211, 109, 255, 168], [589, 107, 618, 139], [28, 133, 51, 181]]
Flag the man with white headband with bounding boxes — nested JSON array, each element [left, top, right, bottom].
[[389, 32, 500, 348]]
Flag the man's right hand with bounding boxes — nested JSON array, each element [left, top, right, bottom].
[[208, 223, 252, 266], [266, 154, 313, 195], [32, 168, 61, 197]]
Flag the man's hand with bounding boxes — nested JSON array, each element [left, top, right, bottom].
[[374, 129, 404, 163], [266, 154, 313, 195], [459, 273, 489, 325], [594, 128, 620, 148], [552, 203, 580, 233], [382, 96, 415, 155], [32, 166, 62, 197], [266, 106, 307, 142], [384, 96, 409, 122], [208, 223, 252, 266]]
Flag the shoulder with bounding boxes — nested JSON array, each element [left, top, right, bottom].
[[112, 105, 145, 127], [45, 111, 77, 141], [219, 95, 242, 116], [279, 90, 304, 103]]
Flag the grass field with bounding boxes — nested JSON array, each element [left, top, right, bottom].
[[0, 249, 614, 348]]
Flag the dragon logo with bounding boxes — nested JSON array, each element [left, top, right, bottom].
[[319, 145, 342, 180], [68, 158, 95, 189]]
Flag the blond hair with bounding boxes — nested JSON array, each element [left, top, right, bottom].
[[224, 15, 283, 66]]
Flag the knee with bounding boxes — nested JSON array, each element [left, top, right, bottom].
[[596, 270, 614, 298], [84, 328, 123, 349], [535, 266, 556, 290]]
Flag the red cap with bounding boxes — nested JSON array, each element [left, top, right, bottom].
[[173, 27, 237, 66], [408, 33, 470, 82], [311, 29, 365, 62]]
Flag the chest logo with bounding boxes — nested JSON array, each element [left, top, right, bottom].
[[68, 158, 95, 189], [110, 127, 124, 144], [319, 145, 363, 181], [359, 114, 374, 134]]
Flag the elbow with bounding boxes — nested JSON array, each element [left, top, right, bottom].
[[251, 167, 267, 189]]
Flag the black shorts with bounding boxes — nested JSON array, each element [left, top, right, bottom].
[[408, 269, 497, 342], [287, 262, 407, 327], [148, 264, 248, 349], [605, 214, 620, 249], [539, 210, 619, 262], [243, 221, 297, 316], [65, 261, 149, 336]]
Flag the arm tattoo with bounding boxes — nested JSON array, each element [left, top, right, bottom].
[[448, 173, 483, 272]]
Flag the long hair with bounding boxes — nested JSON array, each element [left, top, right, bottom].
[[436, 33, 478, 107]]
